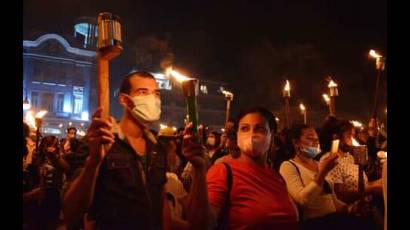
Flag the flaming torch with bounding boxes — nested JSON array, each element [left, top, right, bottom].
[[166, 67, 200, 142], [25, 110, 48, 150], [221, 90, 234, 128], [299, 103, 307, 124], [322, 93, 332, 116], [97, 12, 123, 119], [327, 78, 338, 116], [351, 137, 368, 197], [369, 49, 385, 147], [282, 80, 291, 129], [369, 49, 385, 119]]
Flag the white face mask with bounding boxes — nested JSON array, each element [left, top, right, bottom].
[[123, 94, 161, 126], [237, 134, 271, 158]]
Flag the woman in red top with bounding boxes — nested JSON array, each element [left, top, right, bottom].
[[183, 107, 298, 230]]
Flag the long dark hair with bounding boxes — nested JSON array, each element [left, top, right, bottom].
[[33, 135, 59, 167]]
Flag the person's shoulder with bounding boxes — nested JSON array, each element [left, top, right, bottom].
[[208, 160, 229, 177], [279, 160, 298, 174]]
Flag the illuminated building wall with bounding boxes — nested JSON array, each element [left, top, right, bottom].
[[23, 33, 96, 137]]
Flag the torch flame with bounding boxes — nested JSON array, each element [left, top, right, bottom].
[[35, 110, 48, 119], [284, 80, 290, 92], [222, 90, 233, 98], [160, 123, 168, 130], [369, 49, 382, 58], [25, 111, 36, 130], [328, 80, 338, 88], [352, 137, 361, 146], [24, 110, 48, 129], [299, 103, 306, 111], [350, 120, 363, 128], [165, 67, 192, 82], [322, 94, 330, 103]]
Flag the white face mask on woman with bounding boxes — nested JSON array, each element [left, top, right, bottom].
[[123, 94, 161, 126], [238, 134, 271, 158]]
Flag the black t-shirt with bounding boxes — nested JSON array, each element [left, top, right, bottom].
[[87, 135, 165, 230]]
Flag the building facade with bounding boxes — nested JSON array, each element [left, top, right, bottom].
[[23, 33, 97, 137]]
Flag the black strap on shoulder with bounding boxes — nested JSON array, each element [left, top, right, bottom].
[[288, 160, 305, 186], [215, 162, 233, 230], [287, 160, 305, 223]]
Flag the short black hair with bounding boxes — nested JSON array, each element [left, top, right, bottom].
[[67, 127, 77, 133], [234, 107, 277, 134], [119, 70, 156, 95]]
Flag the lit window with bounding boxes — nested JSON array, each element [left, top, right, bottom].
[[73, 86, 84, 115], [56, 94, 64, 112]]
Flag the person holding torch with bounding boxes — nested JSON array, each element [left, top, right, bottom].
[[63, 71, 167, 229]]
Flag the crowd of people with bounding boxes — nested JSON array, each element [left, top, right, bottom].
[[23, 71, 387, 230]]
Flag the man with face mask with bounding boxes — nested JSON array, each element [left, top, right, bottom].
[[63, 71, 168, 230]]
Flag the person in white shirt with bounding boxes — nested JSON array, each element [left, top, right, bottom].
[[280, 124, 375, 230]]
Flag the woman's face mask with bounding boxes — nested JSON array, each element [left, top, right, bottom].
[[237, 113, 272, 159], [237, 134, 271, 158], [123, 94, 161, 126], [300, 146, 321, 158]]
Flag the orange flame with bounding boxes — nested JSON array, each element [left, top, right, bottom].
[[369, 49, 382, 58], [328, 80, 338, 88], [352, 137, 360, 146], [165, 67, 192, 82], [284, 80, 290, 92], [299, 103, 306, 111], [35, 110, 48, 119], [350, 120, 363, 128], [222, 90, 233, 98], [322, 94, 330, 103], [24, 110, 48, 129], [25, 111, 36, 130]]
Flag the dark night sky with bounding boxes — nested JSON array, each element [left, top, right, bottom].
[[23, 0, 387, 122]]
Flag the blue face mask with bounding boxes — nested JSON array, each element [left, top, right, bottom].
[[301, 146, 321, 158]]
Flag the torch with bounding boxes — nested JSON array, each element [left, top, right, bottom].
[[33, 110, 48, 150], [369, 49, 385, 119], [327, 78, 338, 117], [167, 68, 200, 143], [369, 49, 385, 147], [299, 103, 307, 124], [221, 90, 234, 128], [97, 12, 123, 119], [351, 137, 368, 198], [322, 93, 331, 116], [282, 80, 291, 129]]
